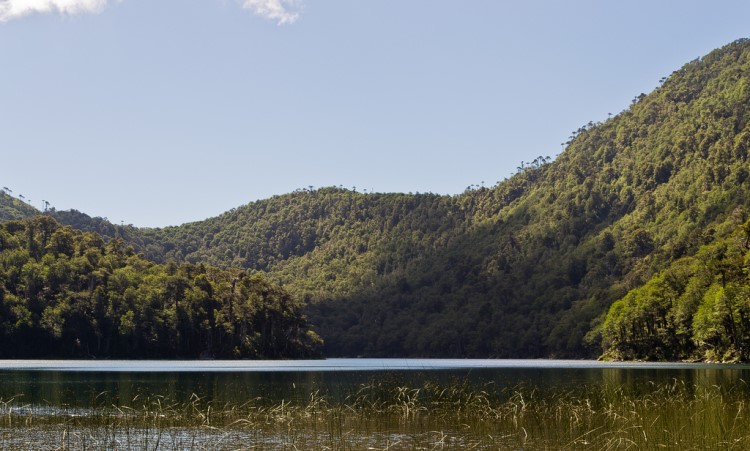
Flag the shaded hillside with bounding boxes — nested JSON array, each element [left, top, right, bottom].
[[6, 38, 750, 358], [141, 39, 750, 358]]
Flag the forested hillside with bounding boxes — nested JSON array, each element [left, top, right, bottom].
[[0, 216, 321, 359], [0, 190, 38, 222], [597, 217, 750, 362], [4, 38, 750, 359]]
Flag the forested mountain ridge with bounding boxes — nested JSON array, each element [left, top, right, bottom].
[[4, 38, 750, 359]]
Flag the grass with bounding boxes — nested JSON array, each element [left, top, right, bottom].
[[1, 378, 749, 449]]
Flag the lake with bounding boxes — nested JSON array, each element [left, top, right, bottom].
[[0, 358, 747, 406], [1, 358, 748, 405], [2, 359, 750, 449]]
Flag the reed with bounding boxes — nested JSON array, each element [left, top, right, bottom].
[[1, 379, 749, 449]]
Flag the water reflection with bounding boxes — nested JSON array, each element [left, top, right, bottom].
[[1, 359, 750, 407], [597, 366, 749, 391]]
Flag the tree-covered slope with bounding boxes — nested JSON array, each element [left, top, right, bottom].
[[0, 216, 322, 359], [597, 218, 750, 362], [0, 190, 39, 221], [8, 38, 750, 359], [142, 39, 750, 358]]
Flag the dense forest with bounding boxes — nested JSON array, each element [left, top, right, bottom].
[[4, 39, 750, 359], [0, 216, 322, 359], [598, 218, 750, 362]]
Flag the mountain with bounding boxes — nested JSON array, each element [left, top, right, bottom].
[[4, 38, 750, 359]]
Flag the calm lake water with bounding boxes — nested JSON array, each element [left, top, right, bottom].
[[2, 359, 749, 407]]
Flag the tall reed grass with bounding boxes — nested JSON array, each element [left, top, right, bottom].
[[1, 378, 748, 449]]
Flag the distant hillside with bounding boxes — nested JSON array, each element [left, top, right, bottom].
[[7, 38, 750, 359], [0, 190, 38, 221]]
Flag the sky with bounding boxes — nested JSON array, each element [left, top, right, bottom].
[[1, 0, 749, 227]]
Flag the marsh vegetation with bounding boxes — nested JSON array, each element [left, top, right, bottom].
[[2, 377, 750, 450]]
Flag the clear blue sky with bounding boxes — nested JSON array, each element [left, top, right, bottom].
[[1, 0, 749, 227]]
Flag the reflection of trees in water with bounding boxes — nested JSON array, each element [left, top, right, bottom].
[[3, 365, 750, 408], [599, 366, 750, 396]]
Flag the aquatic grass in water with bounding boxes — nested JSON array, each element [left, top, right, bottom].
[[1, 379, 750, 449]]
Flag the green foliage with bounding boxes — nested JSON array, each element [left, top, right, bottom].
[[0, 217, 321, 359], [0, 191, 38, 221], [8, 38, 750, 359], [599, 217, 750, 361]]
